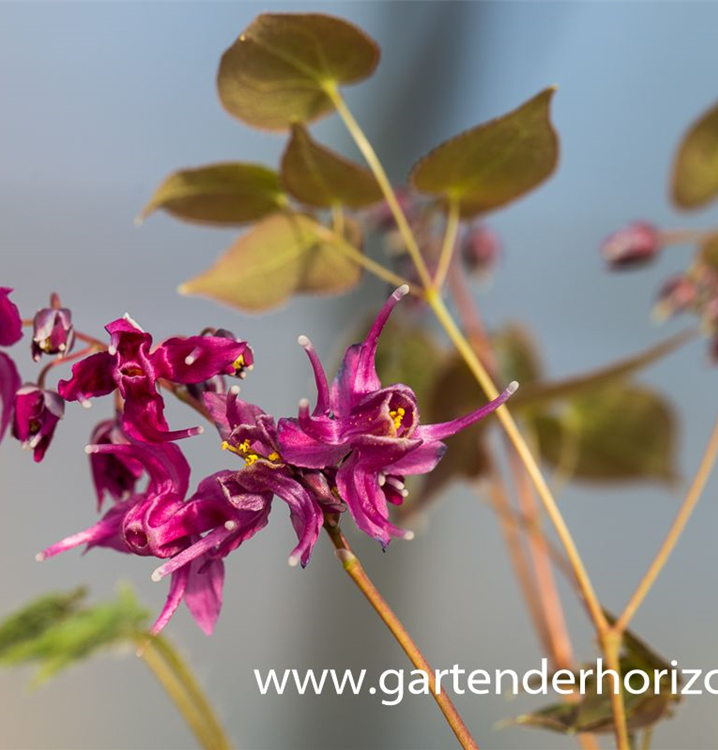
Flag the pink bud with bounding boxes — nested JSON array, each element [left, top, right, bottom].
[[601, 222, 660, 268], [461, 224, 501, 275], [654, 276, 697, 319]]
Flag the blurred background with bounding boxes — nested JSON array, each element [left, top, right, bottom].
[[2, 2, 718, 748]]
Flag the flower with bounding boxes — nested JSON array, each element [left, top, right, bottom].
[[0, 288, 22, 347], [12, 385, 64, 462], [205, 387, 324, 567], [277, 286, 517, 547], [37, 439, 269, 635], [88, 418, 146, 509], [32, 303, 75, 361], [601, 222, 661, 268], [461, 223, 501, 277], [58, 314, 253, 442], [0, 353, 20, 447]]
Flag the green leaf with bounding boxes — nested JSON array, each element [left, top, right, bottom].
[[512, 330, 695, 412], [139, 163, 285, 226], [179, 212, 362, 312], [217, 13, 380, 131], [672, 96, 718, 209], [492, 324, 544, 387], [533, 385, 678, 484], [0, 588, 87, 660], [409, 88, 559, 217], [281, 124, 383, 208], [0, 586, 148, 687]]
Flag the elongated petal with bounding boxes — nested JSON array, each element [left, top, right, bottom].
[[0, 352, 20, 445], [150, 565, 190, 635], [155, 336, 251, 383], [415, 381, 517, 441], [58, 351, 116, 403], [387, 440, 446, 475], [297, 336, 330, 415], [0, 288, 22, 347], [184, 558, 225, 635]]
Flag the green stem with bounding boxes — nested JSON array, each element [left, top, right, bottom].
[[136, 634, 233, 750], [434, 199, 461, 289], [325, 524, 479, 750]]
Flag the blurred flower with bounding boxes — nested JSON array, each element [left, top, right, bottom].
[[31, 304, 75, 361], [0, 288, 22, 347], [12, 385, 64, 462], [653, 276, 697, 320], [461, 223, 501, 277], [277, 286, 517, 547], [601, 221, 661, 268], [59, 315, 253, 443]]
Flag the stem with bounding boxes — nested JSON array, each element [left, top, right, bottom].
[[600, 629, 631, 750], [136, 634, 233, 750], [426, 287, 608, 634], [324, 84, 434, 290], [615, 411, 718, 632], [640, 728, 654, 750], [312, 221, 416, 292], [658, 228, 712, 246], [37, 346, 95, 389], [325, 524, 479, 750], [434, 199, 461, 289]]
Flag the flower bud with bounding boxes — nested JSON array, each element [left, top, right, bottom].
[[31, 305, 74, 361], [12, 385, 64, 462], [601, 222, 661, 268], [88, 419, 145, 509], [461, 224, 501, 276]]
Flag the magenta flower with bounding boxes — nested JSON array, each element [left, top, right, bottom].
[[277, 286, 517, 547], [205, 387, 324, 568], [32, 304, 75, 361], [0, 288, 22, 347], [88, 419, 146, 509], [12, 385, 64, 462], [58, 315, 253, 443], [0, 353, 20, 447], [37, 439, 268, 635], [601, 221, 660, 268]]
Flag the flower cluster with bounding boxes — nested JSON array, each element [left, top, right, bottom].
[[11, 286, 515, 635]]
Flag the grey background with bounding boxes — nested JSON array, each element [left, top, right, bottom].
[[1, 2, 718, 748]]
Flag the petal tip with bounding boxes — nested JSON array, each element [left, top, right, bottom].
[[506, 380, 519, 396], [297, 334, 311, 349], [395, 284, 410, 300]]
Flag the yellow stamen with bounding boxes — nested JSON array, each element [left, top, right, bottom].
[[389, 406, 406, 431], [267, 452, 280, 462], [233, 354, 245, 374]]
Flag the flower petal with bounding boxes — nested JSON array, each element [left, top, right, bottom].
[[184, 559, 225, 635], [0, 352, 20, 445], [58, 351, 116, 403], [0, 288, 22, 347]]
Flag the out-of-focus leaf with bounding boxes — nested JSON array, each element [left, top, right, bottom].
[[512, 330, 695, 411], [217, 13, 380, 131], [281, 124, 383, 208], [699, 234, 718, 270], [0, 588, 86, 659], [506, 624, 679, 736], [139, 163, 285, 226], [492, 324, 544, 387], [410, 88, 558, 217], [0, 585, 148, 687], [533, 385, 678, 484], [179, 212, 362, 312], [672, 97, 718, 209]]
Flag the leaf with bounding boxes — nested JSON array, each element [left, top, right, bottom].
[[0, 585, 148, 687], [492, 324, 544, 387], [0, 588, 87, 660], [533, 385, 678, 484], [179, 212, 362, 312], [139, 163, 285, 226], [410, 88, 559, 217], [699, 233, 718, 270], [281, 124, 383, 208], [512, 330, 695, 412], [672, 96, 718, 209], [217, 13, 380, 131]]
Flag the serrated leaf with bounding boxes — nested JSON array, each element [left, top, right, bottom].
[[533, 385, 678, 484], [281, 124, 383, 208], [217, 13, 380, 131], [0, 585, 148, 687], [672, 97, 718, 209], [179, 212, 362, 312], [140, 163, 285, 226], [410, 88, 559, 217], [0, 588, 87, 659]]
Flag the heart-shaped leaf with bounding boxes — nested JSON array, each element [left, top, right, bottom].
[[533, 385, 678, 484], [672, 96, 718, 209], [217, 13, 380, 131], [410, 88, 559, 217], [281, 124, 383, 208], [179, 212, 362, 312], [139, 163, 285, 226]]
